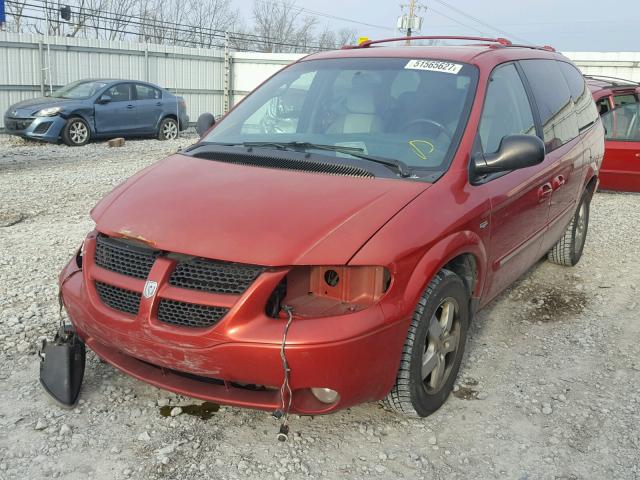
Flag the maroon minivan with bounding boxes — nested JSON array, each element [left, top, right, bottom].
[[58, 36, 604, 417]]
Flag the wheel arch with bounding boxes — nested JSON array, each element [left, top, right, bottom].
[[64, 109, 95, 133], [157, 113, 179, 130], [584, 173, 598, 199], [402, 231, 488, 319]]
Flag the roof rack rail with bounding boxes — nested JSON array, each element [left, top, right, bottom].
[[342, 35, 556, 52], [343, 35, 512, 49], [583, 74, 640, 87]]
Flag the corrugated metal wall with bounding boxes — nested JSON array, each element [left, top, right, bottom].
[[564, 51, 640, 81], [3, 32, 640, 131], [0, 32, 302, 129]]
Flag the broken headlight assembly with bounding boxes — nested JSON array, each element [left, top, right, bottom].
[[268, 266, 391, 318]]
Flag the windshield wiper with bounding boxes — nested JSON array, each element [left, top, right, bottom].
[[241, 141, 412, 178]]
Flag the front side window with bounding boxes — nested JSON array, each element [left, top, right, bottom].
[[601, 103, 640, 141], [520, 59, 579, 151], [106, 84, 131, 102], [478, 63, 536, 154], [204, 58, 478, 176]]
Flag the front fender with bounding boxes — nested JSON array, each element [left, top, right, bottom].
[[378, 231, 488, 323]]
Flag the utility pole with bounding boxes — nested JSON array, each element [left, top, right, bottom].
[[397, 0, 424, 45]]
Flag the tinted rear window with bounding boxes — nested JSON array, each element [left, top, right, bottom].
[[520, 59, 579, 151], [557, 61, 599, 132]]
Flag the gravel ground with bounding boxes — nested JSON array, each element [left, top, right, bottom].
[[0, 133, 639, 480]]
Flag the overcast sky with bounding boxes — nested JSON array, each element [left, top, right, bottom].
[[239, 0, 640, 52]]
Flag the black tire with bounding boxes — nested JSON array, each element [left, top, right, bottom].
[[386, 269, 470, 417], [62, 117, 90, 146], [157, 117, 179, 140], [547, 190, 591, 266]]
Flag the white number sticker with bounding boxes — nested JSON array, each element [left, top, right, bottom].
[[405, 59, 463, 74]]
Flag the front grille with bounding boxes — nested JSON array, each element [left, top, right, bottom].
[[157, 299, 228, 328], [95, 282, 141, 315], [6, 118, 33, 131], [94, 234, 160, 279], [169, 257, 263, 294]]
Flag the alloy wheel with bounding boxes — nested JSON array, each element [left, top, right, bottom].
[[422, 297, 461, 393], [69, 121, 88, 144], [163, 121, 178, 140]]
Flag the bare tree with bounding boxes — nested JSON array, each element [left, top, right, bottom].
[[252, 0, 318, 53], [184, 0, 238, 48], [5, 0, 29, 32], [84, 0, 138, 40]]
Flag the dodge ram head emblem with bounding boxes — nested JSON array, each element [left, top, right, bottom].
[[143, 280, 158, 298]]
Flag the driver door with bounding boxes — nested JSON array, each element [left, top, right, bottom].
[[94, 83, 137, 135], [474, 63, 551, 301]]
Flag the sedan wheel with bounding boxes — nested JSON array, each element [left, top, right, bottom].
[[62, 118, 90, 146], [158, 118, 179, 140]]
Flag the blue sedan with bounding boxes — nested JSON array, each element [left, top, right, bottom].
[[3, 79, 189, 146]]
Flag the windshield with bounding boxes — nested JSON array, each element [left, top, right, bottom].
[[51, 80, 108, 99], [203, 57, 478, 175]]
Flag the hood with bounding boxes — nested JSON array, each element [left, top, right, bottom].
[[92, 153, 429, 266], [7, 97, 80, 117]]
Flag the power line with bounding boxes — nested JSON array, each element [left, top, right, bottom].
[[426, 6, 485, 35], [254, 0, 395, 32], [430, 0, 531, 44], [7, 0, 335, 51]]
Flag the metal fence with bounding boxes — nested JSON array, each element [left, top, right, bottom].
[[563, 51, 640, 82], [2, 31, 640, 131], [0, 32, 303, 129]]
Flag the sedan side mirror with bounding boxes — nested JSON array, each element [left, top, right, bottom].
[[473, 134, 545, 175], [196, 113, 216, 138], [98, 95, 112, 104]]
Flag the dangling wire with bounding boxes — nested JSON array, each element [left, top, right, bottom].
[[275, 305, 294, 441]]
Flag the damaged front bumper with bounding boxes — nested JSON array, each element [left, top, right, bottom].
[[58, 240, 410, 414]]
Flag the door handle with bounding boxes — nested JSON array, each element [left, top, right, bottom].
[[126, 104, 135, 109], [155, 102, 162, 106], [635, 153, 640, 159], [552, 175, 566, 190], [537, 182, 553, 202]]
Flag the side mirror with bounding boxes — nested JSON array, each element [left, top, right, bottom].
[[473, 134, 545, 175], [196, 113, 216, 138], [98, 95, 112, 104]]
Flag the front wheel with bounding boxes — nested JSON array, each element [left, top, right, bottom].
[[547, 190, 591, 266], [62, 117, 90, 146], [158, 117, 179, 140], [386, 269, 469, 417]]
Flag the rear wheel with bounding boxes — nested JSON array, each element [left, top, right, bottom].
[[386, 269, 469, 417], [62, 117, 90, 146], [158, 117, 178, 140], [547, 190, 591, 266]]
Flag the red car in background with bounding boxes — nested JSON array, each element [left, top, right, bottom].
[[586, 75, 640, 192]]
